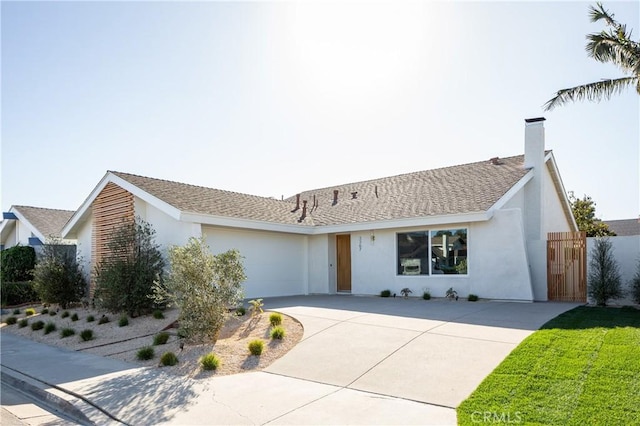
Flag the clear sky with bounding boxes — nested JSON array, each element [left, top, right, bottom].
[[1, 1, 638, 221]]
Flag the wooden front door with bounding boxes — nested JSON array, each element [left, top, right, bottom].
[[336, 235, 352, 292]]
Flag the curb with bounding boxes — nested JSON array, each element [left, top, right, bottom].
[[1, 369, 95, 425]]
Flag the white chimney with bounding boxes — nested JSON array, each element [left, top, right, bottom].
[[524, 117, 545, 241]]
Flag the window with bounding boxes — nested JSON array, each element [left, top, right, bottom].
[[396, 228, 468, 276], [431, 229, 467, 274], [397, 232, 429, 275]]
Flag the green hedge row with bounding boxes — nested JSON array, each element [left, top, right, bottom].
[[1, 281, 38, 307]]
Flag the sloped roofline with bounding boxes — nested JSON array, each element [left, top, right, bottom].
[[1, 205, 74, 243]]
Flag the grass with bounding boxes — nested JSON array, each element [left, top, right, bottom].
[[25, 308, 36, 316], [270, 325, 286, 340], [80, 329, 94, 341], [44, 322, 57, 335], [269, 312, 282, 327], [153, 332, 170, 345], [5, 316, 17, 325], [200, 353, 220, 370], [118, 314, 129, 327], [457, 306, 640, 425], [248, 339, 264, 356], [153, 309, 165, 319], [160, 351, 178, 366], [60, 328, 76, 338], [137, 346, 155, 361]]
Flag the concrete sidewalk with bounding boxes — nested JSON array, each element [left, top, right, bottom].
[[1, 296, 580, 425]]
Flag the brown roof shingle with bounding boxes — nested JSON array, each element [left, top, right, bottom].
[[604, 219, 640, 236], [112, 154, 530, 228], [13, 206, 75, 239]]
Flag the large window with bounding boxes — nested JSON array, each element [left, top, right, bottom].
[[397, 232, 429, 275], [397, 228, 468, 276]]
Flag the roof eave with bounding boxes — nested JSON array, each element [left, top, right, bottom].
[[182, 212, 314, 235]]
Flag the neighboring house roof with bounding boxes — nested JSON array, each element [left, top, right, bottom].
[[1, 205, 75, 244], [64, 151, 574, 236], [604, 218, 640, 236]]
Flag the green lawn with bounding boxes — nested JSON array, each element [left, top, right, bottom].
[[457, 306, 640, 425]]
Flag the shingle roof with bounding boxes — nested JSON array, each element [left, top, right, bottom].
[[286, 154, 530, 226], [112, 154, 530, 227], [13, 206, 75, 239], [604, 219, 640, 236], [111, 172, 312, 225]]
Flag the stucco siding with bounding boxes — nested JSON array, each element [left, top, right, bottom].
[[345, 213, 533, 300], [308, 235, 330, 294], [3, 225, 18, 248], [542, 166, 571, 234], [136, 198, 200, 254], [76, 216, 93, 282], [204, 227, 307, 298]]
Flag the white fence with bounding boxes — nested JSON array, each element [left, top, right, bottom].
[[587, 236, 640, 305]]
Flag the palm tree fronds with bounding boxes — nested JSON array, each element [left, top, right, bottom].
[[587, 31, 640, 72], [589, 2, 617, 27], [543, 77, 638, 111]]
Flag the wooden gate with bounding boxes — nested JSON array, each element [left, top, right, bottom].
[[547, 231, 586, 302]]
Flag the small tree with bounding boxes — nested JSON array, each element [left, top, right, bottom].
[[588, 238, 622, 306], [1, 245, 36, 282], [630, 259, 640, 304], [33, 242, 86, 309], [569, 192, 615, 237], [94, 217, 164, 316], [152, 236, 246, 343]]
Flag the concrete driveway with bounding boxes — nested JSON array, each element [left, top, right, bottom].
[[1, 296, 580, 425]]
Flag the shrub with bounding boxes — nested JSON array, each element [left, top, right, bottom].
[[153, 309, 165, 319], [44, 322, 57, 334], [5, 316, 17, 325], [94, 217, 165, 317], [380, 289, 391, 297], [150, 237, 245, 343], [18, 319, 28, 328], [270, 326, 286, 340], [236, 306, 246, 316], [71, 313, 79, 321], [153, 332, 170, 345], [80, 329, 94, 341], [422, 291, 431, 300], [468, 294, 479, 302], [13, 308, 20, 315], [160, 352, 178, 366], [630, 260, 640, 304], [118, 315, 129, 327], [1, 245, 36, 282], [31, 320, 44, 331], [60, 328, 75, 338], [86, 315, 95, 322], [25, 308, 36, 316], [446, 287, 459, 301], [1, 281, 38, 307], [49, 310, 57, 316], [32, 242, 86, 309], [200, 353, 220, 370], [41, 308, 49, 314], [98, 315, 109, 325], [400, 288, 412, 298], [269, 312, 282, 327], [61, 311, 70, 318], [588, 238, 622, 306], [137, 346, 155, 361], [248, 299, 264, 316], [248, 339, 264, 356]]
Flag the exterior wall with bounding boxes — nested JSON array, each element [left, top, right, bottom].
[[346, 210, 533, 300], [587, 236, 640, 305], [75, 215, 93, 282], [135, 197, 200, 255], [2, 225, 19, 248], [308, 234, 330, 294], [204, 226, 308, 299], [542, 167, 572, 234]]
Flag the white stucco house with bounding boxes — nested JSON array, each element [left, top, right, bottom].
[[62, 118, 577, 301], [1, 205, 76, 253]]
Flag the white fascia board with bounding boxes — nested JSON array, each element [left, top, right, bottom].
[[109, 175, 182, 220], [311, 211, 492, 234], [545, 153, 579, 231], [11, 207, 46, 242], [181, 212, 313, 235], [487, 171, 534, 214]]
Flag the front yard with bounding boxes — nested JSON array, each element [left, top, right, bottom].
[[457, 306, 640, 425]]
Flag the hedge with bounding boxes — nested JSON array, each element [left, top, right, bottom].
[[1, 281, 39, 307]]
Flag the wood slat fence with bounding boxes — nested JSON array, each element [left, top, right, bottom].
[[547, 231, 587, 302]]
